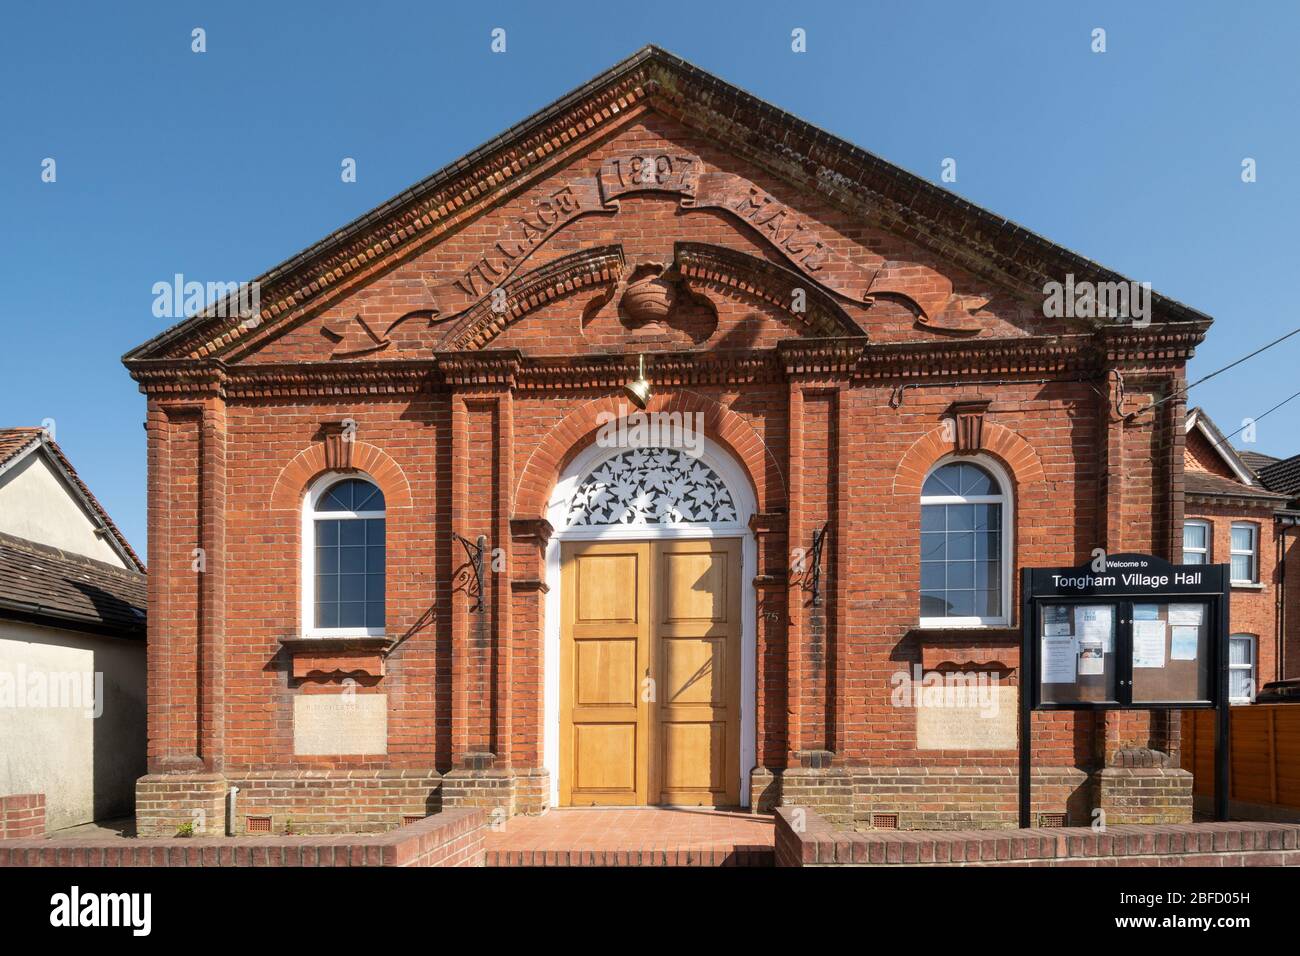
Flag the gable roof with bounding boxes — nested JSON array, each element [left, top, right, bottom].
[[0, 531, 146, 638], [124, 45, 1211, 366], [0, 428, 144, 572], [1184, 407, 1260, 487]]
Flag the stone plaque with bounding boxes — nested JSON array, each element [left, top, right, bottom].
[[293, 693, 388, 756], [915, 685, 1017, 751]]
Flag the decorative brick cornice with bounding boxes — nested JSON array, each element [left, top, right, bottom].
[[778, 338, 866, 378], [513, 351, 783, 391], [128, 362, 228, 399], [1098, 322, 1210, 365], [127, 329, 1208, 404], [434, 350, 523, 389]]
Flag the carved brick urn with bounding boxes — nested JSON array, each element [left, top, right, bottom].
[[620, 270, 678, 323]]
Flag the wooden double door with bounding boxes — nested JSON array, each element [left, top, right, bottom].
[[559, 538, 742, 807]]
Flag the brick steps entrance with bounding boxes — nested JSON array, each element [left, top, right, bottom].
[[483, 807, 775, 867]]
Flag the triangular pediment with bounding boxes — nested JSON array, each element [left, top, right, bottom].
[[125, 45, 1210, 368]]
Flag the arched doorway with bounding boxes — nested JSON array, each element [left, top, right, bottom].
[[542, 436, 758, 808]]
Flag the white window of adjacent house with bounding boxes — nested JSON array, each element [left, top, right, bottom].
[[1230, 522, 1258, 584], [1229, 634, 1257, 703], [919, 457, 1012, 628], [1183, 519, 1210, 565]]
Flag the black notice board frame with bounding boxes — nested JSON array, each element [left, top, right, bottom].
[[1018, 553, 1231, 826]]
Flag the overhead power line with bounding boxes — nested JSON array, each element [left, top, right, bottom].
[[1130, 324, 1300, 419]]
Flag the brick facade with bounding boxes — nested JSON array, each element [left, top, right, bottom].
[[1182, 408, 1297, 696], [124, 48, 1212, 832]]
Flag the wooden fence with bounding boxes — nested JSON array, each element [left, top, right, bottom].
[[1182, 704, 1300, 812]]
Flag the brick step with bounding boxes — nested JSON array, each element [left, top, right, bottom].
[[486, 845, 773, 866]]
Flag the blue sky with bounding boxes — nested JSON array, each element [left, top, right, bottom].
[[2, 1, 1298, 552]]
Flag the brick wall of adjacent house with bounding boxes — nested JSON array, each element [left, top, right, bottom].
[[1184, 423, 1292, 689], [132, 114, 1195, 830], [0, 794, 45, 840], [1182, 499, 1279, 688]]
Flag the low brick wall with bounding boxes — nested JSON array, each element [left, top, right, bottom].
[[0, 794, 45, 839], [0, 807, 485, 867], [851, 767, 1093, 829], [761, 765, 1179, 829], [775, 807, 1300, 867], [136, 770, 443, 837], [230, 769, 442, 835]]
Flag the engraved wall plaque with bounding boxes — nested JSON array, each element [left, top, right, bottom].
[[293, 693, 388, 756], [915, 685, 1017, 751]]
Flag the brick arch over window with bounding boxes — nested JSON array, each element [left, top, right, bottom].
[[892, 422, 1045, 500], [270, 442, 413, 512], [514, 392, 786, 520]]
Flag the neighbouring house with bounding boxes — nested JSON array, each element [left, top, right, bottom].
[[0, 427, 147, 831], [1246, 439, 1300, 683], [124, 46, 1222, 835], [1182, 408, 1296, 700]]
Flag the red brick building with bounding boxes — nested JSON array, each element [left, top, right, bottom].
[[1183, 408, 1300, 698], [124, 47, 1217, 834]]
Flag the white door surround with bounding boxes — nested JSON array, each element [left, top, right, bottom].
[[542, 436, 758, 807]]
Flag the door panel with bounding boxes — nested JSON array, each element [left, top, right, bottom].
[[653, 538, 742, 807], [560, 537, 742, 807], [560, 542, 649, 806]]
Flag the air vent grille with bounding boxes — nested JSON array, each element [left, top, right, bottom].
[[246, 815, 272, 834], [1037, 812, 1068, 828], [871, 813, 899, 829]]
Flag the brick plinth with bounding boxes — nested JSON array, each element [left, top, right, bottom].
[[511, 768, 551, 816], [441, 768, 518, 824], [0, 794, 46, 840], [1097, 767, 1193, 824], [135, 773, 228, 838], [778, 767, 854, 825], [230, 769, 442, 835], [750, 767, 780, 813]]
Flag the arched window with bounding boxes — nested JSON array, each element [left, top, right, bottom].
[[919, 458, 1011, 627], [304, 476, 386, 635]]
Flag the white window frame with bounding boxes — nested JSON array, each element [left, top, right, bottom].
[[302, 472, 387, 638], [1229, 521, 1259, 585], [1229, 634, 1257, 703], [918, 454, 1013, 629], [1182, 519, 1210, 564]]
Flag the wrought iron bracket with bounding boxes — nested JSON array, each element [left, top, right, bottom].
[[808, 522, 829, 607], [452, 533, 487, 614]]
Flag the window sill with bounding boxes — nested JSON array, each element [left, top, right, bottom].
[[281, 635, 393, 680], [1230, 582, 1265, 591], [915, 621, 1013, 631], [908, 626, 1019, 671]]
